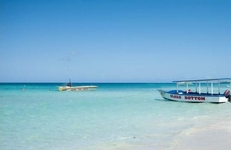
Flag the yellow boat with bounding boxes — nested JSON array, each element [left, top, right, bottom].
[[58, 79, 98, 91]]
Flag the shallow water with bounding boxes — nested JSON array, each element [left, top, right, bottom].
[[0, 83, 231, 150]]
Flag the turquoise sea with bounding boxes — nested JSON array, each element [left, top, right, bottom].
[[1, 83, 231, 150]]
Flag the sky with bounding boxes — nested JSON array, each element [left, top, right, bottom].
[[1, 0, 231, 82]]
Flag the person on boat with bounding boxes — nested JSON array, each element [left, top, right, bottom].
[[186, 89, 191, 93], [66, 82, 71, 87], [66, 79, 72, 87]]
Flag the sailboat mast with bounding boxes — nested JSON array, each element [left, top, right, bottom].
[[69, 78, 72, 87]]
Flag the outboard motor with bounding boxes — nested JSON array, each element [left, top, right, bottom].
[[224, 90, 231, 102]]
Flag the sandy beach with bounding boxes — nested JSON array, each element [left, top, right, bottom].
[[84, 112, 231, 150]]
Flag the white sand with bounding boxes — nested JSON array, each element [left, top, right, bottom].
[[84, 119, 231, 150]]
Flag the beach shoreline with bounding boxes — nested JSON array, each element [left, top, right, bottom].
[[83, 114, 231, 150]]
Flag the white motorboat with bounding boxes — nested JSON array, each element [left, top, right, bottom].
[[58, 79, 98, 91], [158, 78, 231, 103]]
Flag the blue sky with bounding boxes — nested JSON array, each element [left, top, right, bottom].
[[1, 0, 231, 82]]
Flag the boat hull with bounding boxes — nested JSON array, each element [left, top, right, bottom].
[[59, 86, 98, 91], [158, 90, 228, 103]]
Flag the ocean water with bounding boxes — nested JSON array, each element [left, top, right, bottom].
[[1, 83, 231, 150]]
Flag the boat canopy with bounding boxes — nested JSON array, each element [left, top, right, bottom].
[[173, 78, 231, 94], [173, 78, 231, 83]]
